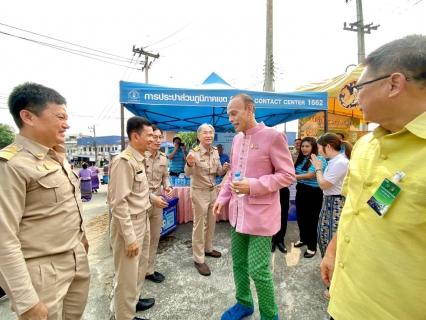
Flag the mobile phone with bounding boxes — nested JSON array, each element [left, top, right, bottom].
[[179, 142, 185, 147]]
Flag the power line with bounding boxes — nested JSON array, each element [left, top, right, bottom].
[[151, 36, 190, 52], [144, 20, 195, 49], [95, 55, 141, 124], [0, 22, 133, 61], [0, 31, 140, 69]]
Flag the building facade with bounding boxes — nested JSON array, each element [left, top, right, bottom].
[[64, 135, 122, 164]]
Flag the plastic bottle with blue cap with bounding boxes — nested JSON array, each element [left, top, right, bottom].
[[234, 172, 245, 197]]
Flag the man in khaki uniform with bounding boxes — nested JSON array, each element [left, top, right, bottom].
[[185, 123, 230, 276], [144, 125, 174, 283], [0, 82, 90, 319], [108, 116, 155, 320]]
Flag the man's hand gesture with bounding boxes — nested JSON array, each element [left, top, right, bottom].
[[153, 196, 169, 209], [186, 154, 196, 167]]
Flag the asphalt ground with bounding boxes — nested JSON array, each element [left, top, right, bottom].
[[0, 175, 330, 320]]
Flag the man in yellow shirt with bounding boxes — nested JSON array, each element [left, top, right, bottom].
[[321, 35, 426, 319]]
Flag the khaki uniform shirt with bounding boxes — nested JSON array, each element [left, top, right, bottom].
[[0, 135, 84, 314], [290, 149, 299, 163], [184, 144, 225, 189], [145, 150, 171, 202], [108, 146, 151, 245]]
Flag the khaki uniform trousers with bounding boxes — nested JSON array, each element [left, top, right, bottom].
[[24, 242, 90, 320], [147, 206, 163, 275], [110, 213, 150, 320], [191, 188, 217, 263]]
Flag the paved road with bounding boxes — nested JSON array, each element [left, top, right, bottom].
[[0, 173, 331, 320]]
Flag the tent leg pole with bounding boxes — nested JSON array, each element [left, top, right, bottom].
[[324, 110, 328, 133], [121, 103, 125, 151]]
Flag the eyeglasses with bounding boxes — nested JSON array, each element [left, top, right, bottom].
[[353, 74, 411, 99], [352, 75, 391, 99], [152, 135, 164, 140]]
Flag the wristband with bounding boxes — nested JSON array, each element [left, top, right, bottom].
[[315, 169, 322, 173]]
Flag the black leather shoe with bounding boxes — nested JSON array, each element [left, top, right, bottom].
[[136, 298, 155, 312], [294, 241, 305, 248], [304, 251, 316, 258], [145, 271, 165, 283], [277, 243, 287, 253], [271, 242, 276, 252], [133, 317, 149, 320]]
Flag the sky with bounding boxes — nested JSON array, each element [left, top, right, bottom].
[[0, 0, 425, 137]]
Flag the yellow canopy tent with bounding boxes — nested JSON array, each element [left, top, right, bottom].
[[296, 65, 364, 119]]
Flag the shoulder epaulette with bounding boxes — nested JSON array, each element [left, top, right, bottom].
[[0, 145, 19, 161], [193, 146, 200, 152], [212, 146, 218, 150], [120, 150, 132, 161], [160, 152, 166, 157]]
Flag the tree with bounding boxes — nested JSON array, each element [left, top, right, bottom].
[[0, 124, 15, 149], [176, 132, 198, 150]]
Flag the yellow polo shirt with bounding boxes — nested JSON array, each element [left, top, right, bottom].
[[328, 112, 426, 319]]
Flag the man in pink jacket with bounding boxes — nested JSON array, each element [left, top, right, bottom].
[[213, 93, 295, 320]]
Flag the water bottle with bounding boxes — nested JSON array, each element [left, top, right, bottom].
[[234, 172, 245, 197]]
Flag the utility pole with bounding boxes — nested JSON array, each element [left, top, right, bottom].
[[263, 0, 274, 92], [132, 46, 160, 83], [343, 0, 380, 63], [88, 125, 97, 165]]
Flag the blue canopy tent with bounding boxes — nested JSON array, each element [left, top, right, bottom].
[[119, 73, 328, 147]]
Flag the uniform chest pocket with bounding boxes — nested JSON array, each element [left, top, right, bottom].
[[37, 173, 66, 206], [133, 173, 146, 193], [197, 161, 210, 174], [157, 165, 166, 173]]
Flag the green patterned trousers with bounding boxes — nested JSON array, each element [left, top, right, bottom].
[[231, 227, 278, 320]]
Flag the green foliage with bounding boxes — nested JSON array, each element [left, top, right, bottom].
[[176, 131, 198, 149], [0, 124, 15, 149]]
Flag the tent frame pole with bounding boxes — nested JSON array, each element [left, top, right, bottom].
[[324, 110, 328, 133], [121, 103, 125, 151]]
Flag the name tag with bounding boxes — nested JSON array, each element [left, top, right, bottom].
[[367, 178, 401, 218]]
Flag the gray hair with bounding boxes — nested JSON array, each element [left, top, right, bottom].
[[197, 123, 215, 135]]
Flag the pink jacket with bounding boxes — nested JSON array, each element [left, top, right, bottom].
[[216, 123, 295, 236]]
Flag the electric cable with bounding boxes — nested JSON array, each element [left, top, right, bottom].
[[0, 22, 133, 61]]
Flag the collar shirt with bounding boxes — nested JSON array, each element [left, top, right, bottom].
[[295, 156, 327, 188], [184, 144, 225, 189], [0, 134, 84, 314], [108, 146, 151, 245], [328, 112, 426, 319], [145, 150, 171, 202], [219, 153, 230, 165], [322, 153, 349, 196], [216, 122, 296, 236], [166, 148, 186, 173]]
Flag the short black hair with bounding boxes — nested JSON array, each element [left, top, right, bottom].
[[8, 82, 67, 128], [172, 136, 181, 143], [152, 124, 163, 135], [362, 34, 426, 88], [126, 116, 152, 140]]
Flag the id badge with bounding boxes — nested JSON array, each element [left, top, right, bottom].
[[367, 178, 401, 218]]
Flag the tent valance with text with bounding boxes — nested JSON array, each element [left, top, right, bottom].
[[119, 73, 328, 132]]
